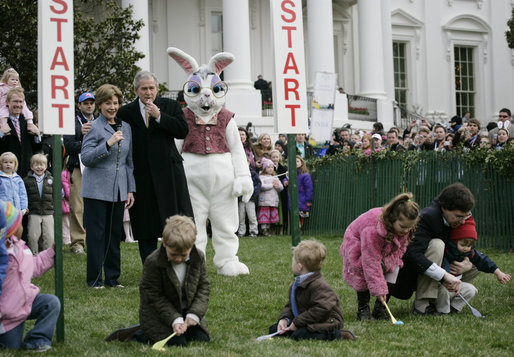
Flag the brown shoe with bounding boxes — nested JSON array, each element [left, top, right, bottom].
[[105, 324, 141, 342], [340, 329, 356, 340]]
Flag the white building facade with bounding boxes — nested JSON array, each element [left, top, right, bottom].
[[121, 0, 514, 136]]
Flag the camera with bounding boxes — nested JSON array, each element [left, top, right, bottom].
[[333, 130, 341, 143], [418, 135, 423, 139], [416, 119, 421, 126], [444, 141, 450, 146]]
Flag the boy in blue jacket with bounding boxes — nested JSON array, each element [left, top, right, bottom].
[[436, 216, 510, 313]]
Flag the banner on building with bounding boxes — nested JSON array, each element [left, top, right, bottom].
[[38, 0, 74, 134], [270, 0, 308, 134], [310, 72, 337, 144]]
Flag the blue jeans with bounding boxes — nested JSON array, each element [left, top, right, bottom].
[[0, 294, 60, 349]]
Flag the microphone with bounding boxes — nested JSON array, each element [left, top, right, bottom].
[[115, 117, 122, 147], [115, 117, 122, 132]]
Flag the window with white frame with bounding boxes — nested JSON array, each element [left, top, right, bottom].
[[393, 41, 408, 111], [454, 46, 475, 117], [211, 12, 223, 56]]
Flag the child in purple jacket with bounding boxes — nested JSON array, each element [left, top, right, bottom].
[[340, 193, 419, 321], [284, 156, 313, 228]]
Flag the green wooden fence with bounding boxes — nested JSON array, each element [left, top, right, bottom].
[[303, 151, 513, 250]]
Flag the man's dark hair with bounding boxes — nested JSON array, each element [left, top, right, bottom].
[[499, 108, 511, 117], [387, 129, 398, 137], [437, 183, 475, 212]]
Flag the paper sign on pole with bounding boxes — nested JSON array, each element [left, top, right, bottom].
[[38, 0, 74, 135], [271, 0, 308, 134], [310, 72, 337, 144]]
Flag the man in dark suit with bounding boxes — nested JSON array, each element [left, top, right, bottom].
[[0, 88, 40, 177], [117, 71, 193, 263]]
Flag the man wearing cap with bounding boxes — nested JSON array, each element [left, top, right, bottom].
[[488, 108, 514, 141], [117, 71, 193, 264], [63, 92, 96, 255]]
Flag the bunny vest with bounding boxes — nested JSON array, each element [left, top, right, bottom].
[[182, 108, 233, 154]]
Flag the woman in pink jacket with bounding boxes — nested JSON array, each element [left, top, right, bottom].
[[340, 193, 419, 321], [0, 203, 60, 352]]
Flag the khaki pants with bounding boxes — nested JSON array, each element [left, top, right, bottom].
[[27, 214, 54, 254], [69, 168, 86, 251], [416, 238, 480, 303], [435, 281, 478, 313]]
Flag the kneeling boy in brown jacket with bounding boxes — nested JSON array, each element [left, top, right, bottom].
[[106, 215, 210, 347], [268, 239, 355, 341]]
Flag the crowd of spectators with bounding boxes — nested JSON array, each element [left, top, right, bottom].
[[323, 108, 513, 156]]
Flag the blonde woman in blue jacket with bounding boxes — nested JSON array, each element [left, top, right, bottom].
[[81, 84, 135, 289]]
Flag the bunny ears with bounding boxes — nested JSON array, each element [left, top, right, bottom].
[[167, 47, 235, 75]]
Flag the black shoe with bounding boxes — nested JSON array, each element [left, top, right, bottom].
[[357, 306, 374, 321], [411, 304, 442, 316], [105, 324, 141, 342], [371, 301, 389, 320]]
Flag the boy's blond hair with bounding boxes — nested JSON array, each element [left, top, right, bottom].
[[30, 153, 48, 166], [0, 152, 18, 171], [162, 215, 197, 251], [293, 239, 326, 272]]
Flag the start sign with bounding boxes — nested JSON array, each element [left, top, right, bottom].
[[271, 0, 308, 134], [38, 0, 74, 135]]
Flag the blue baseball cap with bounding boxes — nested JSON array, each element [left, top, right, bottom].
[[78, 92, 95, 103]]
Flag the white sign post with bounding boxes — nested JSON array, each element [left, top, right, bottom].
[[38, 0, 74, 135], [271, 0, 308, 134], [310, 72, 337, 144]]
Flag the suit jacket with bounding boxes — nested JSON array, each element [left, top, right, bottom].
[[0, 115, 40, 177], [80, 114, 135, 202], [117, 97, 193, 240]]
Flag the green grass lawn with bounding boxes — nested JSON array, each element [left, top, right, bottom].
[[9, 235, 514, 356]]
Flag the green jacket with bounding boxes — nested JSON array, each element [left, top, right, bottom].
[[23, 170, 54, 215], [139, 245, 210, 342]]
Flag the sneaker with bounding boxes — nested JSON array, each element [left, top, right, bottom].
[[411, 304, 442, 316], [340, 329, 356, 341], [73, 248, 85, 255], [105, 324, 141, 342], [249, 233, 257, 238], [357, 306, 374, 321], [27, 344, 52, 352], [371, 301, 389, 320], [93, 285, 104, 290], [106, 282, 125, 289]]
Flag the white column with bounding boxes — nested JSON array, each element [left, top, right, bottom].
[[122, 0, 150, 71], [307, 0, 335, 89], [222, 0, 253, 89], [222, 0, 261, 121], [381, 0, 395, 101], [357, 0, 386, 98]]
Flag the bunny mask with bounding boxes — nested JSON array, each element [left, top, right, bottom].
[[168, 47, 234, 123]]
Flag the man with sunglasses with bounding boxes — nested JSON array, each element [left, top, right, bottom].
[[390, 183, 478, 315], [488, 108, 513, 142], [118, 71, 193, 264]]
